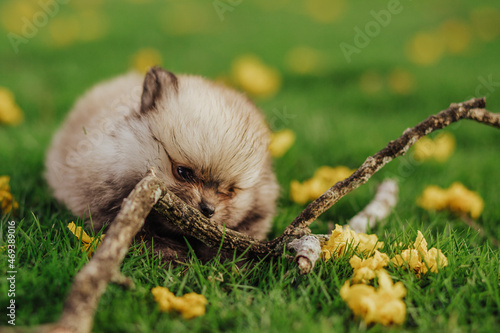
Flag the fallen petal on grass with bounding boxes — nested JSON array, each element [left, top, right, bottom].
[[151, 286, 207, 319], [391, 231, 448, 276], [67, 222, 105, 258], [269, 129, 296, 158], [418, 182, 484, 219], [321, 224, 384, 260], [0, 176, 19, 214], [341, 270, 407, 326]]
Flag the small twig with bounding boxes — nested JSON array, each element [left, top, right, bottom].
[[348, 179, 399, 233], [288, 236, 322, 274]]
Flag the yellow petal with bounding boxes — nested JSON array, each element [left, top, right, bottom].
[[424, 248, 449, 273], [0, 176, 10, 190], [304, 0, 346, 23], [289, 180, 310, 205], [152, 287, 207, 319], [0, 87, 24, 125], [419, 182, 484, 218], [306, 177, 329, 200], [231, 55, 281, 97], [269, 129, 295, 158], [432, 132, 456, 162], [67, 222, 92, 244], [413, 137, 434, 161], [351, 267, 378, 284], [406, 32, 445, 66], [131, 48, 163, 73], [413, 133, 455, 162], [350, 250, 389, 272], [447, 182, 484, 219], [285, 46, 326, 75], [470, 7, 500, 41], [341, 271, 406, 325], [291, 166, 354, 204], [322, 225, 384, 259], [67, 222, 104, 257], [314, 166, 353, 185], [414, 231, 428, 255], [321, 224, 355, 258], [357, 233, 384, 254], [377, 299, 406, 325], [439, 19, 472, 54], [417, 185, 449, 211], [388, 68, 415, 95], [391, 231, 447, 277], [391, 248, 423, 273], [0, 176, 19, 214]]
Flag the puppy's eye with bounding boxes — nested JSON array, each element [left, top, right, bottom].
[[218, 187, 237, 199], [174, 165, 195, 182]]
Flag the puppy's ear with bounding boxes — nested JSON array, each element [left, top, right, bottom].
[[140, 66, 178, 113]]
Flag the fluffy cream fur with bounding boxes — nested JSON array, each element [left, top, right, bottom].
[[45, 68, 279, 261]]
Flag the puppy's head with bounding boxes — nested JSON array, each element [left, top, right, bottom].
[[139, 67, 272, 228]]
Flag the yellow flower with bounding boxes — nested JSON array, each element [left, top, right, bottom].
[[290, 166, 354, 204], [417, 182, 484, 219], [413, 132, 455, 162], [67, 222, 104, 258], [78, 10, 109, 42], [289, 180, 310, 205], [151, 286, 207, 319], [439, 19, 472, 55], [388, 68, 415, 95], [321, 224, 384, 260], [284, 46, 326, 75], [131, 48, 163, 73], [391, 231, 448, 276], [470, 7, 500, 42], [47, 15, 81, 48], [0, 87, 24, 125], [340, 270, 406, 325], [0, 176, 19, 214], [269, 129, 295, 158], [231, 55, 281, 98], [417, 185, 449, 211], [350, 250, 390, 284], [406, 31, 445, 66], [447, 182, 484, 219], [304, 0, 346, 23]]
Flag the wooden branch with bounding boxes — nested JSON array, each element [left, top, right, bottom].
[[44, 170, 165, 333], [284, 98, 491, 233], [154, 98, 499, 259], [154, 190, 271, 256]]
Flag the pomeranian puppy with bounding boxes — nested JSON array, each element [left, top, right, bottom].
[[45, 67, 279, 262]]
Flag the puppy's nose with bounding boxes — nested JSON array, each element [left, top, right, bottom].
[[199, 200, 215, 218]]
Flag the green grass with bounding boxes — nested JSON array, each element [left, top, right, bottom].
[[1, 0, 500, 332]]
